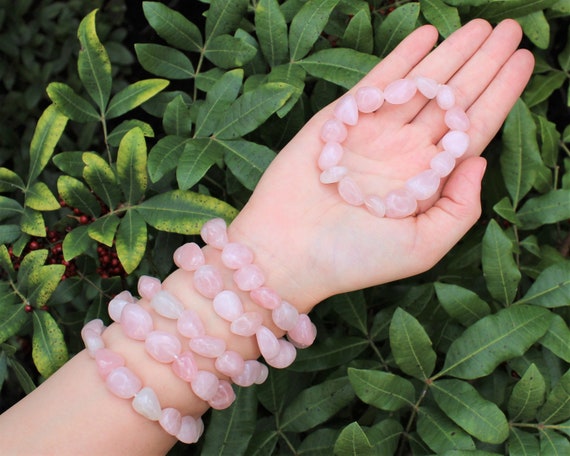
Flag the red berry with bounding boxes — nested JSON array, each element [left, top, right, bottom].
[[24, 305, 33, 313], [79, 215, 89, 224]]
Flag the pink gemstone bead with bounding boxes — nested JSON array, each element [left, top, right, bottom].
[[256, 363, 269, 384], [436, 84, 455, 110], [193, 265, 224, 298], [288, 314, 317, 349], [384, 188, 418, 219], [234, 264, 265, 291], [405, 169, 441, 201], [132, 386, 162, 421], [191, 370, 219, 401], [137, 275, 161, 301], [172, 351, 198, 382], [189, 336, 226, 358], [221, 242, 254, 270], [384, 79, 417, 104], [250, 287, 282, 310], [177, 309, 206, 339], [320, 166, 348, 184], [177, 415, 203, 444], [160, 407, 182, 436], [200, 218, 228, 249], [430, 151, 456, 177], [151, 290, 184, 319], [106, 366, 142, 399], [120, 303, 153, 340], [445, 106, 470, 131], [230, 311, 264, 337], [442, 130, 470, 158], [414, 76, 439, 99], [81, 325, 105, 357], [83, 318, 104, 335], [95, 348, 125, 379], [173, 242, 205, 271], [364, 194, 386, 218], [334, 93, 359, 126], [355, 86, 384, 113], [272, 301, 299, 331], [232, 360, 262, 387], [215, 350, 246, 377], [213, 290, 244, 321], [208, 380, 236, 410], [338, 176, 364, 206], [320, 118, 348, 143], [256, 326, 280, 359], [145, 330, 182, 363], [108, 290, 134, 322], [266, 339, 297, 369], [318, 142, 344, 171]]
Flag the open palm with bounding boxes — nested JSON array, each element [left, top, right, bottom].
[[229, 19, 535, 312]]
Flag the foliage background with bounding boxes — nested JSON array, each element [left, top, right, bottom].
[[0, 0, 569, 454]]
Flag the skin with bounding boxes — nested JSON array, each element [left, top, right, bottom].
[[0, 19, 534, 456]]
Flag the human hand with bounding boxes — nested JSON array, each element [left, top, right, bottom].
[[229, 19, 535, 311]]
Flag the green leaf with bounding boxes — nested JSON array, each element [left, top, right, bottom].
[[28, 105, 68, 183], [7, 357, 36, 394], [523, 71, 567, 108], [473, 0, 560, 22], [431, 379, 509, 444], [375, 3, 420, 57], [52, 151, 86, 178], [204, 34, 257, 69], [116, 210, 147, 274], [333, 422, 374, 456], [417, 406, 476, 453], [290, 336, 368, 372], [507, 364, 546, 422], [420, 0, 461, 38], [509, 428, 539, 456], [366, 419, 403, 454], [439, 305, 552, 380], [77, 9, 112, 111], [434, 282, 491, 326], [348, 368, 415, 411], [281, 376, 355, 432], [108, 120, 155, 148], [515, 261, 570, 307], [0, 225, 20, 246], [62, 225, 90, 261], [20, 208, 45, 237], [134, 44, 195, 80], [0, 167, 25, 192], [518, 10, 550, 49], [538, 369, 570, 424], [28, 264, 66, 308], [517, 190, 570, 230], [0, 303, 28, 344], [0, 245, 16, 280], [536, 115, 560, 168], [46, 82, 99, 122], [559, 28, 570, 71], [540, 314, 570, 364], [195, 69, 244, 137], [389, 307, 436, 380], [25, 182, 60, 211], [215, 83, 295, 140], [205, 0, 248, 40], [17, 250, 48, 294], [289, 0, 340, 61], [255, 0, 288, 67], [148, 135, 191, 182], [202, 385, 256, 455], [0, 196, 23, 223], [329, 291, 368, 335], [341, 9, 373, 54], [136, 190, 237, 235], [177, 138, 224, 190], [106, 79, 169, 119], [116, 128, 147, 204], [162, 95, 192, 136], [220, 139, 276, 191], [500, 99, 542, 207], [481, 220, 521, 306], [88, 214, 120, 247], [32, 310, 68, 378], [82, 152, 121, 210], [299, 48, 379, 89], [57, 175, 101, 217], [493, 196, 519, 225], [142, 2, 203, 52], [539, 428, 570, 454]]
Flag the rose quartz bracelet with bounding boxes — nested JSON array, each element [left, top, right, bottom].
[[319, 76, 470, 218], [172, 218, 317, 369], [80, 319, 204, 444]]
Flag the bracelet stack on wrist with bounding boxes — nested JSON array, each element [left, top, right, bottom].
[[80, 217, 317, 444]]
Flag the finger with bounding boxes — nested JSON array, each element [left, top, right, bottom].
[[412, 156, 486, 273], [413, 19, 527, 141]]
